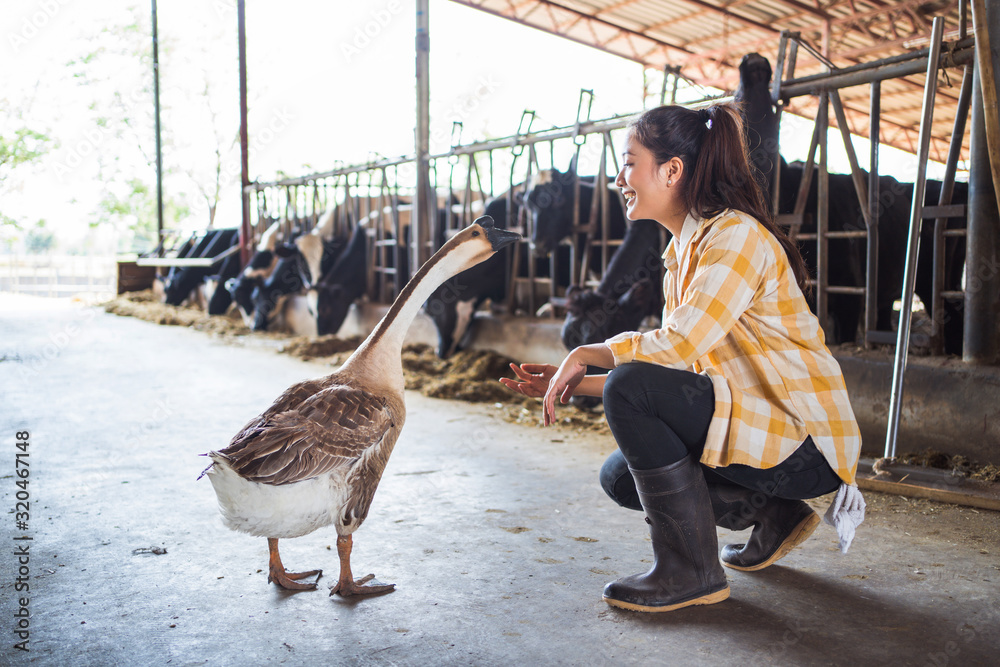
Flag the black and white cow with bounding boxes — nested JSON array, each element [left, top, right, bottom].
[[249, 209, 350, 334], [424, 195, 515, 358], [227, 220, 283, 326], [307, 222, 368, 336], [162, 228, 240, 307]]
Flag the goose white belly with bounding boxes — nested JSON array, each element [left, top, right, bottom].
[[206, 457, 355, 539]]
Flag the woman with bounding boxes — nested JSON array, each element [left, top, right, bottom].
[[501, 104, 865, 614]]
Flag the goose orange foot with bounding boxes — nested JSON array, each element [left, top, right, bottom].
[[267, 538, 322, 591], [329, 534, 395, 597]]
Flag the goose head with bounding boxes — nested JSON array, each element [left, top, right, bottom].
[[436, 216, 520, 272]]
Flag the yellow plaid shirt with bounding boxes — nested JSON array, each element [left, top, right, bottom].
[[606, 209, 862, 485]]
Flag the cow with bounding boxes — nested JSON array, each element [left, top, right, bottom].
[[205, 243, 243, 316], [227, 220, 283, 326], [307, 222, 368, 336], [736, 53, 968, 353], [561, 218, 664, 351], [425, 195, 514, 358], [735, 53, 781, 201], [776, 161, 968, 352], [249, 212, 351, 333], [523, 167, 626, 268], [162, 228, 240, 308]]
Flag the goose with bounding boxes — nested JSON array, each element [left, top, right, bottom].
[[201, 216, 519, 596]]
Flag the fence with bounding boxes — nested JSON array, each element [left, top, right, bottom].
[[0, 255, 117, 299], [244, 85, 721, 317]]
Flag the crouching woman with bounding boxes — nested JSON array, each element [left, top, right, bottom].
[[501, 103, 865, 613]]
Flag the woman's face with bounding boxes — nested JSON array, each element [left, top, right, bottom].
[[615, 133, 673, 222]]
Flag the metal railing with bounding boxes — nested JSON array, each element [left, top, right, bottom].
[[243, 87, 719, 315]]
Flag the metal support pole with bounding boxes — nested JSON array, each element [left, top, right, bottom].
[[415, 0, 431, 279], [964, 0, 1000, 364], [237, 0, 251, 267], [932, 65, 974, 354], [151, 0, 164, 255], [885, 17, 944, 459], [816, 91, 829, 333], [865, 80, 880, 344]]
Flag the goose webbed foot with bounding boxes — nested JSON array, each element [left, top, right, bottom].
[[329, 534, 396, 597], [267, 537, 322, 591], [329, 572, 395, 597]]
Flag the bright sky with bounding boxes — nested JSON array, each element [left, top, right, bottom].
[[2, 0, 951, 252]]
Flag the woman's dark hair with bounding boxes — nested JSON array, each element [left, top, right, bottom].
[[629, 104, 810, 294]]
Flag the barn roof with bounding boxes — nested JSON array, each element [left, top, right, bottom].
[[453, 0, 971, 164]]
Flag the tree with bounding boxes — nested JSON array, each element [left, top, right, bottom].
[[0, 98, 52, 232]]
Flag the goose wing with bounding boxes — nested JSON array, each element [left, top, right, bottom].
[[217, 384, 395, 486], [228, 378, 328, 445]]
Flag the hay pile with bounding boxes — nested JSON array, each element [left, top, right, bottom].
[[400, 344, 610, 433], [898, 448, 1000, 483], [103, 290, 253, 337], [280, 335, 364, 361]]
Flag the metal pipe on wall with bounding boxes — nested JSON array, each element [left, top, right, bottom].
[[964, 0, 1000, 364], [415, 0, 431, 278]]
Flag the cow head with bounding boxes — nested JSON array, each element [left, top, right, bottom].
[[736, 53, 772, 96], [525, 167, 578, 257], [251, 243, 308, 331], [560, 279, 656, 351]]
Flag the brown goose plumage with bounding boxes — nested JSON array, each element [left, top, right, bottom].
[[202, 217, 519, 596]]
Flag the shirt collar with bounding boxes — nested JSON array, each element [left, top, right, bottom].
[[662, 211, 705, 269]]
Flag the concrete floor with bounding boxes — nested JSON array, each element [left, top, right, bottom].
[[1, 294, 998, 666]]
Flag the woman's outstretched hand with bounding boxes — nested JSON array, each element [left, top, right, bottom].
[[541, 352, 588, 426], [500, 363, 555, 399], [499, 344, 616, 426]]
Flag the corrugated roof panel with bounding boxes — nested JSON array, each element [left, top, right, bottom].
[[452, 0, 970, 160]]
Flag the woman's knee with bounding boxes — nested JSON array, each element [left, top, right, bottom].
[[599, 450, 642, 511]]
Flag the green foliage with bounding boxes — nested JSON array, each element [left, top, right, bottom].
[[24, 220, 56, 254], [0, 102, 52, 233]]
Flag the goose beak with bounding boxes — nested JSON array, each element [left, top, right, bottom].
[[475, 215, 521, 252]]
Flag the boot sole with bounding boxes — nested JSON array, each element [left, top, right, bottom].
[[724, 511, 821, 572], [603, 586, 730, 613]]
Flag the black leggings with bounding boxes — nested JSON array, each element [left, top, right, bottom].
[[600, 363, 841, 511]]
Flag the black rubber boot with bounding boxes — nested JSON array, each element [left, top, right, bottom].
[[707, 485, 820, 571], [603, 456, 730, 613]]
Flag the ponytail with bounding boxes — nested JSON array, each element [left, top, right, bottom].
[[629, 104, 810, 294]]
